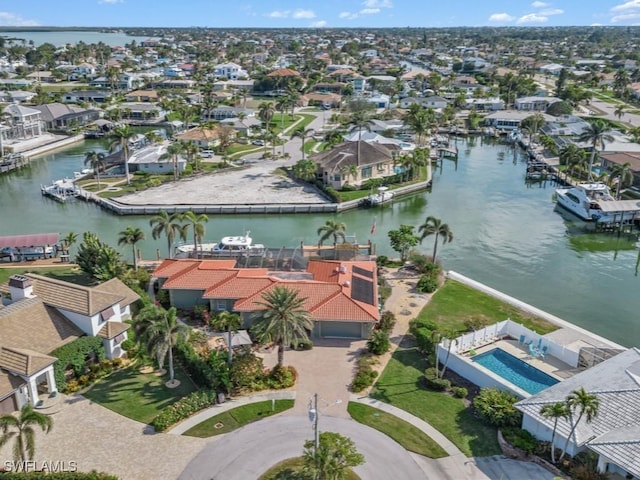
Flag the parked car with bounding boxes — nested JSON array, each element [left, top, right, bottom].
[[252, 139, 265, 146], [200, 150, 214, 158]]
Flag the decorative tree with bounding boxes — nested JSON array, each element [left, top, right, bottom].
[[0, 404, 53, 470], [118, 226, 146, 271]]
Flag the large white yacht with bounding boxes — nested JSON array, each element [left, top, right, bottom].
[[555, 182, 636, 222], [175, 231, 265, 257]]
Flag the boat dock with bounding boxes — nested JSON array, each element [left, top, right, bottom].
[[41, 178, 80, 202]]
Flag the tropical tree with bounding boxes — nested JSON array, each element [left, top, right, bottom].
[[418, 216, 454, 263], [181, 211, 209, 258], [322, 129, 345, 150], [348, 111, 375, 166], [134, 305, 188, 384], [303, 431, 365, 480], [258, 101, 275, 130], [62, 231, 78, 254], [293, 158, 317, 181], [540, 402, 569, 464], [559, 387, 600, 462], [577, 120, 614, 181], [211, 311, 242, 365], [317, 219, 347, 247], [0, 404, 53, 469], [610, 161, 634, 199], [84, 151, 106, 188], [275, 98, 288, 130], [118, 226, 145, 271], [76, 231, 126, 281], [251, 286, 313, 367], [340, 164, 359, 184], [160, 142, 184, 181], [108, 124, 137, 186], [387, 225, 419, 262], [614, 105, 626, 121], [613, 68, 630, 97], [520, 113, 546, 143], [292, 127, 314, 160], [149, 210, 188, 259]]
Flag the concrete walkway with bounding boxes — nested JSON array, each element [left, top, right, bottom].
[[168, 391, 296, 435]]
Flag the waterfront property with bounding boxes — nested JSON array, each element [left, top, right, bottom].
[[153, 258, 379, 339], [0, 273, 139, 412]]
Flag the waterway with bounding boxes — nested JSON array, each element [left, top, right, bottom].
[[1, 137, 639, 347], [0, 30, 152, 47]]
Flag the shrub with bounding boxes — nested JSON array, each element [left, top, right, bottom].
[[414, 326, 436, 353], [367, 330, 390, 355], [155, 289, 170, 309], [120, 339, 135, 353], [51, 337, 106, 392], [340, 184, 357, 191], [174, 341, 221, 390], [408, 252, 442, 275], [230, 351, 265, 393], [416, 274, 439, 293], [378, 311, 396, 334], [65, 379, 80, 393], [452, 386, 468, 398], [152, 389, 218, 432], [291, 338, 313, 351], [267, 365, 296, 389], [463, 315, 491, 332], [473, 388, 522, 428], [502, 427, 537, 454], [376, 255, 388, 266], [424, 367, 450, 391], [351, 354, 379, 392]]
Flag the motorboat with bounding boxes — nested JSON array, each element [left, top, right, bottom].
[[73, 168, 93, 179], [175, 231, 265, 257], [41, 178, 79, 202], [555, 182, 637, 222], [367, 186, 394, 206]]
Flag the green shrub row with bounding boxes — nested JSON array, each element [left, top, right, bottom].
[[174, 341, 222, 391], [152, 389, 218, 432], [502, 427, 538, 454], [65, 358, 124, 393], [51, 337, 107, 392], [351, 355, 378, 392]]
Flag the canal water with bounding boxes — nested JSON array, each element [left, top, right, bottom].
[[1, 136, 639, 347]]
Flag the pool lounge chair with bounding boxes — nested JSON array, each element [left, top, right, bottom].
[[528, 343, 539, 358]]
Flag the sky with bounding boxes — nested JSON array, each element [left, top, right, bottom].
[[3, 0, 640, 28]]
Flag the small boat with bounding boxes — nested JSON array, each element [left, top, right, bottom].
[[367, 186, 394, 206], [73, 168, 93, 179], [555, 182, 637, 222], [41, 178, 79, 202], [175, 231, 265, 257]]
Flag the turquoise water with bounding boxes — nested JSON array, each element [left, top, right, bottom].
[[472, 348, 559, 394]]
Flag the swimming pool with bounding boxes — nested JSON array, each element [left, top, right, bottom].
[[472, 348, 559, 395]]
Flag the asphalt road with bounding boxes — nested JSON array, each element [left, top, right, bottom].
[[178, 414, 428, 480]]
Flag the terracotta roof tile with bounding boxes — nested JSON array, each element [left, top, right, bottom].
[[234, 282, 342, 313], [204, 276, 275, 299], [162, 267, 237, 290], [312, 294, 378, 322]]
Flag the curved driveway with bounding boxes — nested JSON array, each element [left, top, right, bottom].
[[178, 414, 426, 480]]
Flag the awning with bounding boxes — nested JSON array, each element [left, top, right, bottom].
[[596, 200, 640, 213], [0, 233, 59, 249]]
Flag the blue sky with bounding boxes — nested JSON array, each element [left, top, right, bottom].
[[2, 0, 640, 28]]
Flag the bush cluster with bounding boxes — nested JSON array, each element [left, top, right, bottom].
[[65, 358, 125, 393], [351, 355, 378, 392], [424, 367, 451, 391], [367, 330, 390, 355], [451, 386, 468, 398], [377, 311, 396, 334], [473, 388, 522, 428], [51, 337, 107, 392], [174, 341, 223, 391], [502, 427, 538, 454], [152, 389, 218, 432], [416, 274, 439, 294], [291, 338, 313, 351], [414, 257, 442, 294], [228, 351, 297, 394]]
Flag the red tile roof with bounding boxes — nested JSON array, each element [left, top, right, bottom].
[[267, 68, 301, 77], [154, 259, 235, 278], [162, 266, 236, 290], [204, 276, 274, 299]]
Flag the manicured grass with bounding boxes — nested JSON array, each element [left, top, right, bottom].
[[416, 280, 557, 335], [182, 399, 294, 437], [83, 365, 197, 424], [0, 266, 93, 285], [371, 347, 501, 457], [260, 457, 360, 480], [569, 233, 637, 252], [347, 402, 448, 458]]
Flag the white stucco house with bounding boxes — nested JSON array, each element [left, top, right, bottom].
[[127, 142, 187, 175], [214, 62, 249, 80]]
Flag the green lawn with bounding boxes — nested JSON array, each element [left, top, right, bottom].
[[182, 399, 294, 437], [83, 365, 197, 424], [371, 347, 501, 457], [417, 280, 557, 335], [347, 402, 448, 458], [0, 266, 93, 285]]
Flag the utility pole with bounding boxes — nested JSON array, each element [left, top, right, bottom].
[[308, 393, 319, 480]]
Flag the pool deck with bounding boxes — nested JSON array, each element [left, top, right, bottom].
[[473, 338, 581, 381]]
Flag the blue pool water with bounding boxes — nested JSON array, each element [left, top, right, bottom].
[[472, 348, 559, 395]]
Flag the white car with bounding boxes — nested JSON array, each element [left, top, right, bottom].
[[252, 139, 265, 146]]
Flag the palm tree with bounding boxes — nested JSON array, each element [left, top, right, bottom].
[[540, 402, 569, 464], [521, 113, 546, 143], [418, 216, 454, 263], [340, 164, 359, 184], [149, 210, 188, 259], [84, 151, 106, 188], [275, 98, 288, 130], [108, 124, 137, 186], [559, 387, 600, 462], [258, 101, 275, 130], [614, 105, 626, 121], [134, 305, 188, 384], [182, 211, 209, 258], [292, 127, 314, 160], [577, 120, 614, 181], [0, 404, 53, 469], [322, 130, 345, 150], [610, 161, 634, 199], [62, 231, 78, 255], [348, 113, 375, 166], [118, 226, 145, 271], [293, 158, 317, 181], [317, 219, 347, 247], [251, 286, 313, 367], [211, 311, 242, 365], [160, 142, 184, 181]]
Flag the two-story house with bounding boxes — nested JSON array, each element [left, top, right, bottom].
[[213, 62, 249, 80]]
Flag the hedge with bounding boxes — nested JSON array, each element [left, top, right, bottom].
[[50, 337, 106, 392], [151, 389, 218, 432], [174, 341, 220, 390]]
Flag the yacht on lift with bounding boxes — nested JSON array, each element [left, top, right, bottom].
[[175, 231, 265, 257], [555, 182, 640, 222]]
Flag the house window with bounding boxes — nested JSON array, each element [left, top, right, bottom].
[[100, 307, 115, 321], [376, 163, 385, 172], [333, 174, 341, 182], [216, 300, 226, 311], [361, 167, 372, 179]]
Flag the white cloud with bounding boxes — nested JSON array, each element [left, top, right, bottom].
[[293, 9, 316, 19], [339, 11, 358, 19], [310, 20, 327, 27], [611, 12, 640, 22], [267, 10, 290, 18], [516, 13, 548, 24], [98, 0, 123, 4], [0, 11, 40, 26], [360, 8, 380, 14], [488, 13, 515, 22], [540, 8, 563, 15], [531, 1, 548, 7], [611, 0, 640, 12], [363, 0, 392, 7]]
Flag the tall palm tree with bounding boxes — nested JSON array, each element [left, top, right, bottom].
[[134, 305, 188, 384], [62, 231, 78, 255], [559, 387, 600, 462], [258, 101, 275, 130], [149, 210, 188, 259], [211, 311, 242, 365], [540, 402, 569, 464], [418, 216, 454, 263], [317, 219, 347, 247], [84, 151, 106, 188], [182, 211, 209, 258], [292, 127, 315, 160], [118, 226, 145, 271], [614, 105, 626, 121], [275, 98, 288, 130], [0, 403, 53, 469], [322, 130, 345, 150], [108, 124, 136, 186], [611, 161, 634, 199], [160, 142, 184, 181], [251, 286, 313, 367], [577, 120, 614, 181]]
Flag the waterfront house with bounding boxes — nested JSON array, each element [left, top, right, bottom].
[[0, 105, 45, 152], [464, 97, 505, 111], [516, 348, 640, 479], [127, 142, 187, 174], [111, 102, 165, 122], [0, 274, 139, 412], [176, 125, 236, 149], [399, 95, 448, 110], [153, 259, 379, 339], [33, 103, 100, 132], [124, 90, 160, 103], [600, 152, 640, 186], [514, 96, 561, 112], [484, 111, 555, 132], [202, 106, 255, 122], [213, 62, 249, 80], [68, 63, 97, 81], [62, 90, 110, 104], [0, 90, 36, 104]]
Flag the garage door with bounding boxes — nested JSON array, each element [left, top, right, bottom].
[[319, 322, 362, 338], [0, 394, 17, 415]]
